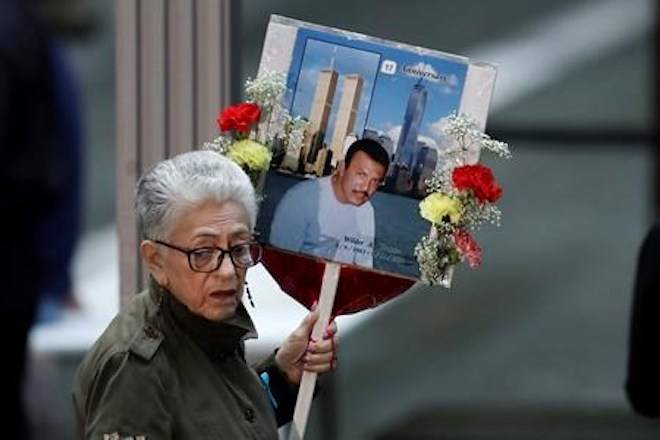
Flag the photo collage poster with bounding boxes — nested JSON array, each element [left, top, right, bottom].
[[255, 15, 497, 279]]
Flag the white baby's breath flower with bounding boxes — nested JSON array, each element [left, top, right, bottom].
[[441, 113, 512, 162], [245, 71, 287, 112], [425, 168, 455, 195], [415, 234, 460, 286], [286, 116, 309, 151], [201, 135, 232, 155], [480, 136, 511, 159], [442, 112, 474, 139]]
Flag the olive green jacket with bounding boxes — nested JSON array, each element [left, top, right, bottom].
[[72, 285, 297, 439]]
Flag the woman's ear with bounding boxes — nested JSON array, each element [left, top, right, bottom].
[[140, 240, 168, 287]]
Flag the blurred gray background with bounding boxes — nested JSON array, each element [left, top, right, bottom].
[[27, 0, 659, 438]]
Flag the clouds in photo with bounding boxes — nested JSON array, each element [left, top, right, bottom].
[[429, 116, 451, 140], [386, 125, 401, 147]]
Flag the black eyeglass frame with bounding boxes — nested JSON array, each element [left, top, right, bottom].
[[153, 239, 263, 272]]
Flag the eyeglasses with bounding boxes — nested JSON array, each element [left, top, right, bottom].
[[154, 240, 262, 272]]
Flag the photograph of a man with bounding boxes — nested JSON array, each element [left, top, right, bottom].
[[270, 139, 390, 268]]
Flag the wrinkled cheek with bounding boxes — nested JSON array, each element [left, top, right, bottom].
[[192, 280, 210, 310]]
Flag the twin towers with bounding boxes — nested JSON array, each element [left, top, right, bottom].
[[298, 66, 364, 176]]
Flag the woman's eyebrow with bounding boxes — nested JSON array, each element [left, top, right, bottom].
[[191, 232, 218, 240], [190, 225, 250, 241], [229, 228, 251, 239]]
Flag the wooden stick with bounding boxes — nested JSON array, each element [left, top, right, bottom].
[[288, 262, 341, 440]]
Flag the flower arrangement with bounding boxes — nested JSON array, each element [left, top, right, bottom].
[[415, 113, 511, 287], [203, 71, 309, 194]]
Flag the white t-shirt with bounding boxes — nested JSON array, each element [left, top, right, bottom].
[[270, 177, 375, 267]]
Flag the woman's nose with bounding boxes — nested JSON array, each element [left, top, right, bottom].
[[215, 252, 237, 278]]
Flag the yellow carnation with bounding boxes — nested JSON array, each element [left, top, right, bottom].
[[419, 193, 463, 224], [227, 140, 272, 172]]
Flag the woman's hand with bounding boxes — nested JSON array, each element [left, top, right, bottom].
[[275, 307, 338, 385]]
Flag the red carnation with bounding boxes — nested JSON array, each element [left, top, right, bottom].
[[452, 164, 503, 203], [454, 229, 482, 268], [217, 102, 261, 133]]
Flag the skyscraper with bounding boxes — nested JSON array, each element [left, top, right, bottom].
[[413, 145, 438, 197], [363, 128, 394, 160], [303, 68, 338, 153], [329, 74, 363, 164], [394, 82, 427, 170]]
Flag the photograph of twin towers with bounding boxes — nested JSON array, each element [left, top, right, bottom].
[[280, 28, 470, 199]]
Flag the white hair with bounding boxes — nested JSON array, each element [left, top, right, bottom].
[[136, 150, 257, 240]]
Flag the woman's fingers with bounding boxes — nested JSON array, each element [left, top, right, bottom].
[[303, 335, 338, 373], [303, 350, 333, 365], [296, 317, 339, 374], [324, 320, 337, 339], [307, 336, 337, 357], [303, 362, 334, 373]]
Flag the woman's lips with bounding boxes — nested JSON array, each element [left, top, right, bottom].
[[209, 290, 239, 307], [210, 289, 237, 299]]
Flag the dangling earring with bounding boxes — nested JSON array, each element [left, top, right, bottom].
[[245, 282, 255, 308]]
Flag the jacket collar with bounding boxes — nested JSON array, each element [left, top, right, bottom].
[[149, 279, 258, 360]]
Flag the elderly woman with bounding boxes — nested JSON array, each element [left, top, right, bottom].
[[73, 150, 337, 439]]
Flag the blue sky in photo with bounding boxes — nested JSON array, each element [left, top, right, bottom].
[[286, 28, 469, 152]]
